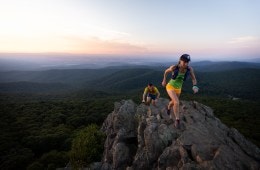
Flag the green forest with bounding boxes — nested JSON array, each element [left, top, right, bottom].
[[0, 62, 260, 169]]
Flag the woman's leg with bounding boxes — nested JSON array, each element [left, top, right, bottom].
[[166, 89, 180, 120], [168, 100, 174, 110], [167, 100, 174, 116]]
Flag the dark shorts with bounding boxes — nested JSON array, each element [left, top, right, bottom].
[[148, 94, 157, 100]]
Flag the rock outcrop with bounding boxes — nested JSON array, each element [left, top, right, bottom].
[[98, 98, 259, 170]]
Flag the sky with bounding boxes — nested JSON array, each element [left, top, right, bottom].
[[0, 0, 259, 61]]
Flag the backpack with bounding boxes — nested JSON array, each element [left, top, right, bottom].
[[172, 65, 190, 81]]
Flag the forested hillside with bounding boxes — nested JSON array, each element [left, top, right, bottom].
[[0, 62, 259, 169], [0, 69, 119, 86], [192, 61, 260, 72], [1, 67, 259, 100]]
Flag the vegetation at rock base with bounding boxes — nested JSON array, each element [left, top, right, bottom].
[[70, 124, 105, 169]]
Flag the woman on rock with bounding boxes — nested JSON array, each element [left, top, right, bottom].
[[161, 54, 199, 128]]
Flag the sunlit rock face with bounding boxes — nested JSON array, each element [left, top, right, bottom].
[[98, 98, 259, 170]]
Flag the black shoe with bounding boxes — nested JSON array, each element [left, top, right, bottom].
[[166, 107, 171, 115], [174, 119, 180, 129], [164, 119, 173, 125]]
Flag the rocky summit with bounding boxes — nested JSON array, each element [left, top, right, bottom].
[[95, 98, 259, 170]]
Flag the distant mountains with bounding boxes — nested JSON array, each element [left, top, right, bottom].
[[0, 61, 259, 100], [1, 55, 260, 71], [192, 61, 260, 72], [0, 61, 260, 82]]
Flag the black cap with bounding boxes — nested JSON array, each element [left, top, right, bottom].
[[180, 54, 190, 62], [148, 83, 153, 86]]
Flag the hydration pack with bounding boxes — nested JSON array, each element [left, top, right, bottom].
[[172, 65, 190, 81]]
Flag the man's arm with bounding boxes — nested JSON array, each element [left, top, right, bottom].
[[155, 87, 160, 98], [142, 88, 147, 102]]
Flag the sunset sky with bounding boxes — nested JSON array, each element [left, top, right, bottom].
[[0, 0, 259, 60]]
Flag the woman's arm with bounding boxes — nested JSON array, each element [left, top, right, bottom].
[[189, 67, 199, 93], [189, 67, 197, 85], [162, 65, 174, 86]]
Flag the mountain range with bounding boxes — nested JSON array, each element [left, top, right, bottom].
[[0, 61, 259, 100]]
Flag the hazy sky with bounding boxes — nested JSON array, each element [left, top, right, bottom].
[[0, 0, 259, 60]]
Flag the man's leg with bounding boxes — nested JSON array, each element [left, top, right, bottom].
[[151, 94, 157, 106], [152, 99, 156, 106], [146, 96, 152, 105]]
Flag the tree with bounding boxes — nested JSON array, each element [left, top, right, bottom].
[[70, 124, 105, 169]]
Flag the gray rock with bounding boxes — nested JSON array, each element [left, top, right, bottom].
[[98, 98, 259, 170]]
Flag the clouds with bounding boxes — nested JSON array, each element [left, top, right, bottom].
[[228, 36, 259, 45], [226, 36, 260, 55], [59, 35, 149, 55], [0, 0, 259, 59]]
